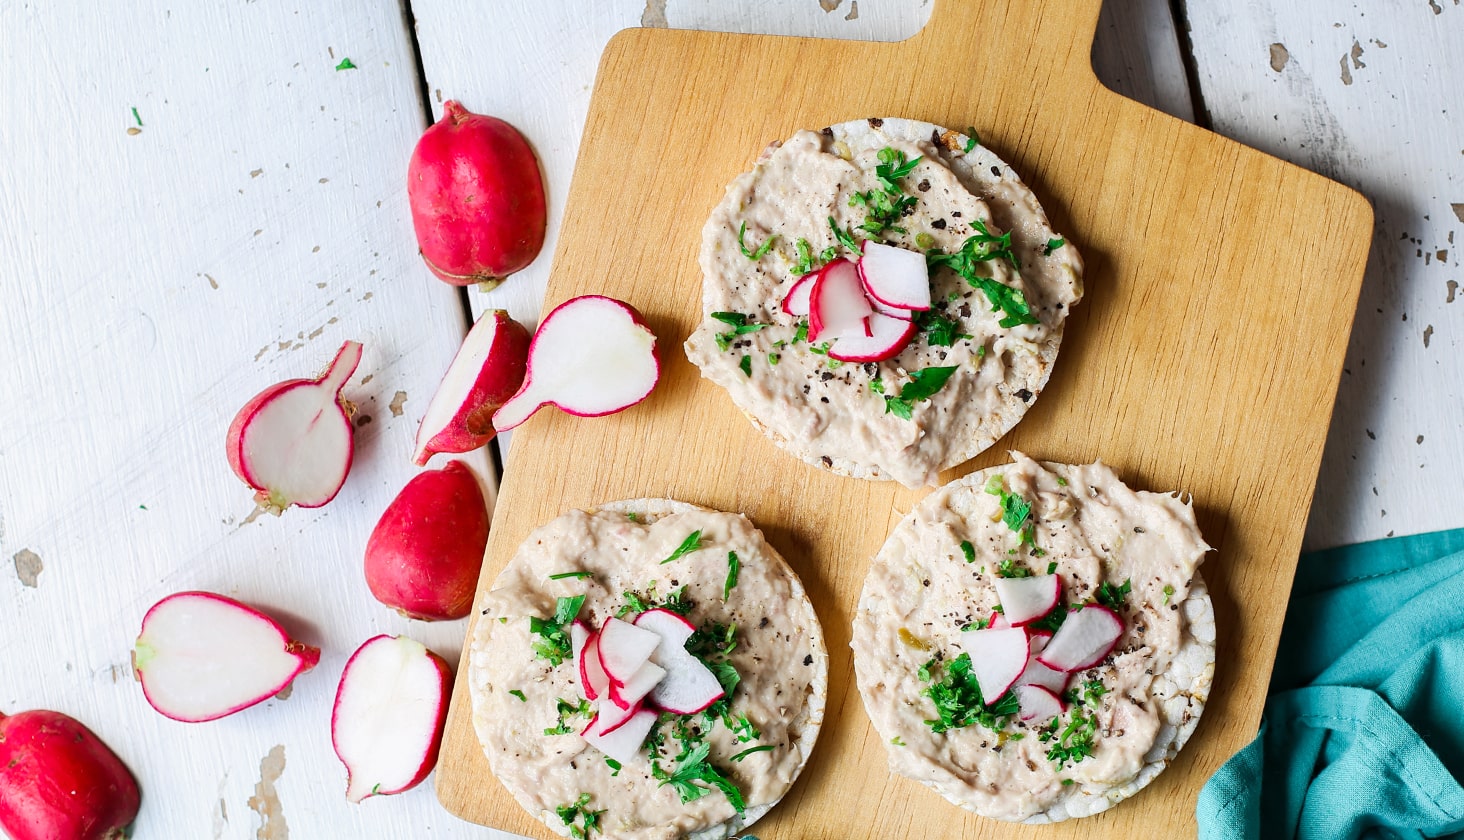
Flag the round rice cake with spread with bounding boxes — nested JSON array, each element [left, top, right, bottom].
[[685, 118, 1084, 488], [851, 452, 1214, 822], [468, 499, 828, 840]]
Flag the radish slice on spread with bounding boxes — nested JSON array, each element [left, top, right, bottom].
[[1028, 630, 1054, 655], [585, 697, 641, 736], [994, 575, 1062, 626], [634, 609, 725, 714], [1037, 605, 1124, 672], [606, 660, 667, 711], [828, 311, 917, 362], [957, 626, 1028, 704], [1015, 684, 1066, 723], [781, 272, 817, 317], [871, 297, 915, 321], [808, 259, 873, 341], [987, 611, 1010, 630], [1015, 656, 1069, 693], [596, 618, 661, 686], [572, 622, 609, 701], [858, 241, 932, 311], [583, 708, 658, 765]]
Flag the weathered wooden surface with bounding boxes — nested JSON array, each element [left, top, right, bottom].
[[432, 1, 1372, 837]]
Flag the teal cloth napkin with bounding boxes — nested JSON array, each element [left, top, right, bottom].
[[1197, 527, 1464, 839]]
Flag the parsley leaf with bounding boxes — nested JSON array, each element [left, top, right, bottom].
[[739, 355, 752, 377], [875, 146, 922, 191], [1095, 578, 1133, 610], [529, 596, 586, 666], [997, 557, 1033, 578], [1163, 584, 1175, 606], [548, 571, 593, 581], [1044, 237, 1066, 256], [926, 221, 1037, 328], [793, 238, 817, 275], [653, 741, 746, 814], [793, 320, 809, 343], [985, 475, 1038, 549], [723, 551, 740, 600], [828, 216, 862, 252], [915, 309, 969, 347], [963, 127, 979, 152], [884, 365, 959, 420], [1047, 561, 1058, 574], [605, 757, 622, 776], [508, 689, 527, 702], [960, 540, 976, 563], [662, 531, 708, 565], [1041, 680, 1108, 769], [737, 221, 777, 260], [544, 697, 592, 735], [729, 744, 775, 762], [616, 582, 691, 619], [555, 793, 605, 840], [335, 57, 357, 71]]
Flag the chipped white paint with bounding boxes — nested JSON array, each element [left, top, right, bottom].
[[1184, 2, 1464, 549]]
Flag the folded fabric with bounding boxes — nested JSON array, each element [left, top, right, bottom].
[[1197, 527, 1464, 839]]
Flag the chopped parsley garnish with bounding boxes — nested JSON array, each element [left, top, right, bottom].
[[711, 311, 767, 352], [875, 147, 922, 190], [828, 215, 862, 252], [915, 309, 970, 347], [793, 238, 817, 275], [555, 793, 605, 839], [996, 557, 1033, 578], [687, 621, 738, 658], [652, 741, 746, 814], [737, 220, 777, 260], [335, 57, 357, 71], [729, 744, 775, 762], [963, 127, 979, 152], [1047, 561, 1059, 575], [985, 474, 1038, 549], [768, 352, 780, 366], [626, 512, 640, 522], [1044, 237, 1066, 256], [793, 320, 810, 343], [544, 697, 592, 736], [847, 147, 923, 237], [884, 365, 959, 420], [808, 341, 830, 356], [1163, 584, 1176, 605], [1041, 680, 1108, 769], [605, 757, 622, 775], [926, 221, 1037, 328], [1056, 476, 1069, 486], [529, 595, 586, 666], [131, 107, 143, 126], [1095, 578, 1133, 610], [891, 735, 906, 746], [1027, 602, 1073, 634], [915, 232, 937, 250], [548, 571, 593, 581], [869, 376, 885, 394], [728, 713, 759, 743], [662, 530, 709, 565], [960, 540, 976, 563], [921, 652, 1019, 734], [617, 582, 691, 618], [723, 551, 740, 600], [508, 689, 527, 702], [739, 355, 752, 377]]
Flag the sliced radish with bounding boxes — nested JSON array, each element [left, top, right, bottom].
[[596, 618, 661, 686], [858, 241, 932, 311], [871, 297, 915, 321], [1015, 656, 1069, 693], [781, 272, 817, 317], [572, 622, 609, 701], [993, 575, 1062, 626], [1028, 630, 1053, 655], [957, 626, 1028, 705], [132, 591, 319, 722], [988, 611, 1010, 630], [412, 309, 530, 465], [1014, 684, 1066, 723], [331, 635, 452, 803], [828, 311, 917, 362], [1036, 605, 1124, 672], [634, 609, 725, 714], [583, 707, 659, 765], [808, 259, 873, 341], [585, 699, 639, 736], [606, 660, 666, 711], [492, 295, 659, 431]]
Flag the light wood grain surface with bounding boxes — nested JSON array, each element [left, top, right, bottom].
[[1, 1, 1458, 838], [431, 1, 1371, 836]]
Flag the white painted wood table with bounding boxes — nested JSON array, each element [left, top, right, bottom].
[[0, 1, 1458, 837]]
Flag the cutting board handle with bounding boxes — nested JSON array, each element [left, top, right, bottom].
[[914, 0, 1103, 83]]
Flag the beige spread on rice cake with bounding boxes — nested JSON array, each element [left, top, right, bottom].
[[851, 453, 1214, 822], [685, 118, 1083, 488], [469, 499, 828, 840]]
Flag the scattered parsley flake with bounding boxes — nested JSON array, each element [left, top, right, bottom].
[[1044, 237, 1066, 256], [997, 557, 1032, 578], [739, 355, 752, 377], [963, 127, 979, 152], [508, 689, 527, 702], [891, 735, 906, 746], [1047, 561, 1059, 574], [960, 540, 976, 563], [915, 310, 968, 347], [793, 320, 810, 343], [915, 232, 937, 250], [617, 582, 691, 618], [737, 221, 777, 260], [627, 512, 640, 522], [869, 377, 885, 394], [793, 238, 817, 275], [828, 216, 862, 252], [921, 652, 1019, 734], [662, 531, 709, 565], [1095, 578, 1133, 610], [985, 476, 1038, 549], [723, 551, 740, 601], [555, 793, 604, 839], [605, 757, 622, 776], [130, 107, 143, 126], [1163, 584, 1176, 605], [544, 697, 592, 735], [548, 571, 593, 581], [335, 57, 357, 71], [529, 595, 586, 666], [652, 741, 746, 814], [768, 352, 780, 366], [926, 221, 1036, 327], [729, 744, 775, 762], [884, 365, 959, 420]]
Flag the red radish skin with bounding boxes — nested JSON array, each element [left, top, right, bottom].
[[408, 101, 546, 290], [226, 339, 362, 514], [413, 310, 530, 465], [363, 461, 489, 621], [808, 259, 873, 341], [827, 311, 916, 362], [582, 708, 658, 765], [133, 592, 320, 723], [331, 635, 452, 803], [857, 241, 933, 311], [1036, 604, 1125, 672], [605, 661, 666, 711], [1014, 684, 1066, 723], [0, 710, 140, 840], [781, 272, 817, 317], [492, 296, 660, 431], [595, 617, 661, 687], [575, 625, 610, 701]]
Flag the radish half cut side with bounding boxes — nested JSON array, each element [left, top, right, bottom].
[[781, 272, 817, 317], [957, 626, 1028, 704], [412, 310, 529, 465], [1036, 605, 1124, 672], [635, 609, 725, 714]]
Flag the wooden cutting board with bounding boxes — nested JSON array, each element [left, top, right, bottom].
[[436, 1, 1372, 836]]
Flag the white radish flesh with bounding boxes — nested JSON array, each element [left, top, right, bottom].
[[606, 660, 667, 711], [634, 609, 725, 714], [1036, 605, 1125, 672], [781, 273, 816, 317], [331, 635, 452, 803], [1015, 657, 1069, 693], [492, 296, 658, 431], [957, 626, 1028, 705], [870, 296, 915, 321], [1015, 684, 1066, 723], [412, 310, 529, 464], [808, 259, 873, 341], [583, 708, 659, 765], [827, 311, 917, 362], [993, 574, 1062, 626], [858, 241, 932, 310], [1028, 630, 1053, 655], [596, 618, 661, 686]]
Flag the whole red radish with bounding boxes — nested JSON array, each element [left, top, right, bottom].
[[413, 310, 530, 465], [0, 709, 140, 840], [408, 100, 546, 290], [226, 340, 362, 514], [364, 461, 489, 620]]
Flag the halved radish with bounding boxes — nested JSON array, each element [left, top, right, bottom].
[[957, 626, 1028, 705], [596, 618, 661, 687], [1015, 656, 1068, 693], [781, 272, 817, 317], [1014, 684, 1065, 723], [582, 707, 658, 765], [572, 622, 609, 701], [994, 575, 1062, 626], [412, 309, 529, 464], [1036, 605, 1124, 672], [1028, 630, 1054, 655], [808, 259, 873, 341], [634, 609, 725, 714], [858, 241, 932, 311], [606, 660, 666, 711], [871, 297, 915, 321], [828, 311, 916, 362]]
